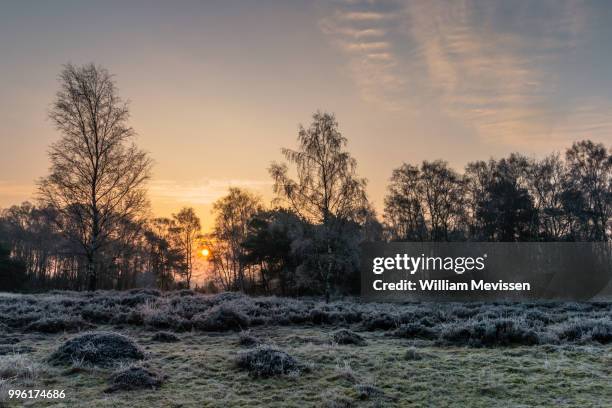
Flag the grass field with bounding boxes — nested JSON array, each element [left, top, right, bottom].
[[0, 291, 610, 407]]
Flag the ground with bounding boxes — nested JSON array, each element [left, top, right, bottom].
[[0, 291, 610, 407]]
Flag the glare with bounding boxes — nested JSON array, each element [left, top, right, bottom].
[[201, 248, 210, 257]]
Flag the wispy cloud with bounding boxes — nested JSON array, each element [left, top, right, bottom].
[[340, 11, 392, 21], [320, 0, 612, 146], [319, 2, 407, 110], [341, 41, 390, 52]]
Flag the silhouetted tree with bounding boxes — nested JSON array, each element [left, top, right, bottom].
[[269, 111, 369, 300], [384, 164, 427, 241], [526, 153, 570, 240], [171, 207, 201, 287], [241, 209, 302, 294], [0, 243, 27, 291], [207, 188, 263, 292], [147, 218, 186, 289], [463, 160, 496, 240], [269, 111, 368, 225], [563, 140, 611, 241], [38, 63, 152, 290], [476, 155, 538, 241]]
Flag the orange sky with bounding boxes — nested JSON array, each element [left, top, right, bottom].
[[1, 1, 611, 231]]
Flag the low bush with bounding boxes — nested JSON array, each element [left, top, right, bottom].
[[119, 294, 159, 307], [236, 345, 303, 378], [105, 365, 164, 393], [193, 305, 249, 331], [390, 323, 438, 340], [25, 316, 92, 333], [332, 329, 366, 346], [557, 319, 612, 344], [362, 314, 397, 331], [142, 312, 175, 331], [441, 319, 539, 347], [81, 305, 116, 324], [49, 332, 144, 367], [590, 321, 612, 344]]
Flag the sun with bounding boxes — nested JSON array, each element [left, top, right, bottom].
[[201, 248, 210, 257]]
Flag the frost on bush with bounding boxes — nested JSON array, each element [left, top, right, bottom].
[[25, 316, 92, 333], [441, 319, 539, 347], [389, 323, 438, 340], [236, 345, 303, 378], [193, 305, 249, 332], [332, 329, 366, 346], [105, 365, 164, 393], [49, 332, 144, 367], [557, 319, 612, 344], [362, 314, 397, 331]]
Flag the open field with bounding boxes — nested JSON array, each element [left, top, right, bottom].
[[0, 291, 610, 407]]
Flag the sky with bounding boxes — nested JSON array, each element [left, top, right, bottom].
[[1, 0, 611, 231]]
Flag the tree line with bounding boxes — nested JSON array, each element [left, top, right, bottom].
[[0, 64, 610, 295]]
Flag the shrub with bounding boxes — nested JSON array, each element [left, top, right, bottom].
[[81, 305, 116, 324], [332, 329, 366, 346], [236, 345, 303, 378], [363, 314, 397, 331], [193, 305, 249, 331], [557, 319, 612, 344], [49, 332, 144, 367], [105, 365, 164, 393], [25, 316, 92, 333], [110, 311, 144, 326], [590, 321, 612, 344], [143, 312, 175, 331], [127, 289, 161, 297], [119, 294, 158, 307], [150, 332, 179, 343], [524, 309, 555, 325], [441, 319, 539, 347], [390, 323, 437, 340]]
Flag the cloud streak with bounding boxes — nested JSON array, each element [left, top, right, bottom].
[[320, 0, 612, 147]]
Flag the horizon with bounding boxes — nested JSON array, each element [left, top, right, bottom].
[[2, 0, 612, 231]]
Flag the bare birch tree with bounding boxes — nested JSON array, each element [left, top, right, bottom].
[[38, 63, 152, 290]]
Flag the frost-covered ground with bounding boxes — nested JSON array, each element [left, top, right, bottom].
[[0, 290, 610, 407]]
